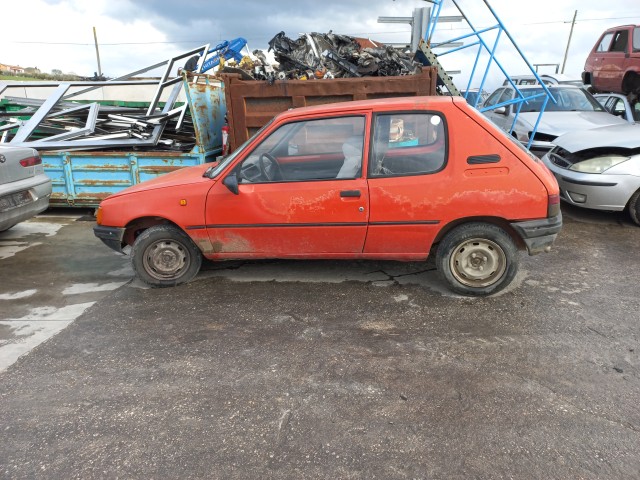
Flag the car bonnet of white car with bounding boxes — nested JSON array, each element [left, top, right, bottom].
[[552, 123, 640, 152]]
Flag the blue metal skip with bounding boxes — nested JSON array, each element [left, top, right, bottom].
[[43, 76, 226, 207]]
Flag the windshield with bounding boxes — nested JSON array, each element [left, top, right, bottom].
[[204, 119, 275, 179], [519, 88, 604, 113]]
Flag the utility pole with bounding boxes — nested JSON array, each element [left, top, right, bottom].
[[93, 26, 103, 78], [561, 10, 577, 74]]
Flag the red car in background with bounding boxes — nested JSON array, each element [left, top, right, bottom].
[[94, 96, 562, 296], [583, 25, 640, 95]]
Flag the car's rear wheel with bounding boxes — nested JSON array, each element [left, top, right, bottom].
[[436, 223, 519, 296], [622, 72, 640, 96], [131, 224, 203, 287], [629, 189, 640, 226]]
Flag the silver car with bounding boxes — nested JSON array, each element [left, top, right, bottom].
[[482, 85, 627, 156], [0, 146, 52, 232], [594, 93, 640, 123], [541, 123, 640, 225]]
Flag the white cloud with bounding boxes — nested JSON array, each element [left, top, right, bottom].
[[1, 0, 638, 86]]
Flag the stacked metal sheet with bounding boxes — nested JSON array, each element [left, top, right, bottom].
[[0, 46, 212, 152]]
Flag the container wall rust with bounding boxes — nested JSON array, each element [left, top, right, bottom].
[[220, 68, 437, 150]]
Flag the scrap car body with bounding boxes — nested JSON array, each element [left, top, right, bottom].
[[94, 96, 562, 296], [0, 146, 51, 231], [542, 123, 640, 225], [481, 85, 627, 156], [583, 24, 640, 95]]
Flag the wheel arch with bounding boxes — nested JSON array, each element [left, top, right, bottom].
[[122, 216, 182, 247], [432, 216, 526, 252]]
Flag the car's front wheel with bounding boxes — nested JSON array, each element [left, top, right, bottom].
[[131, 224, 203, 287], [629, 189, 640, 226], [436, 223, 519, 296]]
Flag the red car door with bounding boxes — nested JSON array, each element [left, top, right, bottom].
[[601, 29, 629, 92], [204, 114, 369, 258], [364, 111, 450, 258]]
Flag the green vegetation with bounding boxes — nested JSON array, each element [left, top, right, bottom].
[[0, 72, 83, 81]]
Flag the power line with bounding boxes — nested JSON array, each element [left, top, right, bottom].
[[5, 14, 640, 47]]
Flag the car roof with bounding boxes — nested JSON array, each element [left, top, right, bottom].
[[594, 92, 627, 98], [510, 84, 581, 90], [604, 24, 638, 31], [275, 95, 459, 120]]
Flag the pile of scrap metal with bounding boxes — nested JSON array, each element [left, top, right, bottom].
[[0, 45, 215, 153], [224, 32, 422, 82]]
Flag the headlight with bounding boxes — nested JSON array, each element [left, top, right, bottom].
[[569, 155, 629, 173]]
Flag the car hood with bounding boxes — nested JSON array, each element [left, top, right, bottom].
[[106, 163, 214, 199], [519, 111, 627, 136], [552, 122, 640, 152]]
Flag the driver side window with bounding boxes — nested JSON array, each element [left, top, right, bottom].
[[237, 116, 366, 183]]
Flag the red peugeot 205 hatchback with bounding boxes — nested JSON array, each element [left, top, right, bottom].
[[94, 96, 561, 296]]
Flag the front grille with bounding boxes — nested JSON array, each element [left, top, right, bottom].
[[548, 150, 572, 169]]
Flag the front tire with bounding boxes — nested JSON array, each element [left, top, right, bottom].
[[436, 223, 519, 296], [131, 224, 203, 287]]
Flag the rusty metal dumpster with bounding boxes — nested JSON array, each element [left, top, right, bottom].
[[221, 67, 437, 150]]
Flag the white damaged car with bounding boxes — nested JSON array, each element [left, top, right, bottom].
[[0, 146, 52, 232], [541, 123, 640, 225]]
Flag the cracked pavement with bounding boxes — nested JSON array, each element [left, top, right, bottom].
[[0, 205, 639, 479]]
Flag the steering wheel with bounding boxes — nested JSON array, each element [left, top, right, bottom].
[[258, 153, 284, 181]]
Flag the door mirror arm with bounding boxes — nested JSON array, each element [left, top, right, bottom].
[[223, 172, 240, 195]]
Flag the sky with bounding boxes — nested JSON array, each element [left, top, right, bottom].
[[1, 0, 639, 91]]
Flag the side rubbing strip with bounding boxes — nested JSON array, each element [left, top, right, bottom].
[[467, 154, 501, 165]]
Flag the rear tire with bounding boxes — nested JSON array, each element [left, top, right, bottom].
[[629, 189, 640, 226], [131, 224, 203, 287], [436, 223, 519, 296], [622, 72, 640, 96]]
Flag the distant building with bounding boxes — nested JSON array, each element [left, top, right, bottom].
[[0, 63, 26, 74]]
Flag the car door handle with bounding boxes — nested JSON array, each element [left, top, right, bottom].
[[340, 190, 361, 198]]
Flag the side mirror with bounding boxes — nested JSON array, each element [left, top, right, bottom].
[[494, 106, 507, 115], [223, 172, 239, 195]]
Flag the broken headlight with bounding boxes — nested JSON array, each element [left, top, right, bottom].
[[569, 155, 629, 174]]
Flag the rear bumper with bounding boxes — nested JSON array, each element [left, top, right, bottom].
[[93, 225, 126, 253], [0, 174, 52, 231], [511, 213, 563, 255]]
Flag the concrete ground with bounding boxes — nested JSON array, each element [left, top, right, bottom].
[[0, 205, 639, 479]]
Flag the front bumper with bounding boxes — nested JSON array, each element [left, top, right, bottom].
[[93, 225, 126, 253], [511, 213, 563, 255], [542, 155, 640, 211]]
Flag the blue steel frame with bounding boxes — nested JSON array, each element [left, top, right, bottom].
[[424, 0, 556, 149]]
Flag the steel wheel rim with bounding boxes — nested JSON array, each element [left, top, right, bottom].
[[449, 237, 507, 288], [142, 239, 189, 281]]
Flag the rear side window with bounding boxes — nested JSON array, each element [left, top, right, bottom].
[[634, 28, 640, 51], [597, 32, 614, 52], [369, 113, 446, 177]]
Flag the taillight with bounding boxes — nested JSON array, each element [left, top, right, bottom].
[[548, 193, 560, 217], [19, 156, 42, 167]]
